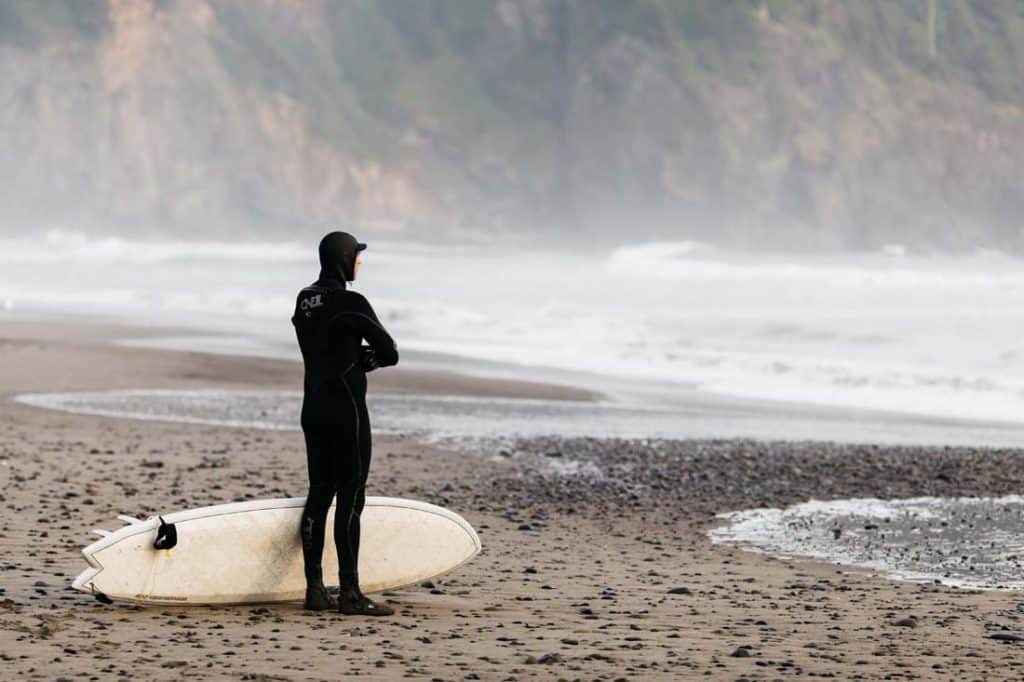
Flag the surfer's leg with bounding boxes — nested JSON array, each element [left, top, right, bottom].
[[348, 400, 372, 568], [334, 477, 361, 588], [335, 400, 394, 617], [300, 424, 337, 585], [333, 398, 363, 592]]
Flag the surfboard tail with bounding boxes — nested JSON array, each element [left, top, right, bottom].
[[72, 547, 103, 594]]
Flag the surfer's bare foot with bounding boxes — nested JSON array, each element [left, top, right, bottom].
[[303, 584, 337, 611], [337, 590, 394, 616]]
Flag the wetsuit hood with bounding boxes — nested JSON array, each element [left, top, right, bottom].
[[318, 231, 366, 282], [315, 270, 347, 290]]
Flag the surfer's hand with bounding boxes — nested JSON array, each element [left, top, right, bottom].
[[360, 346, 380, 372]]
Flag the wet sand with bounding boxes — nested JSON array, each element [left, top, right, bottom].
[[3, 323, 1024, 680]]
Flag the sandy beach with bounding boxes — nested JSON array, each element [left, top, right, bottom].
[[3, 321, 1024, 680]]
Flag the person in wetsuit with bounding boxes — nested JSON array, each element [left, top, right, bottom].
[[292, 231, 399, 615]]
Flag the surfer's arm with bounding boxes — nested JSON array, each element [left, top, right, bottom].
[[330, 294, 399, 368]]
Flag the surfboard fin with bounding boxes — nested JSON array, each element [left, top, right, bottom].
[[90, 583, 113, 605], [153, 517, 177, 550]]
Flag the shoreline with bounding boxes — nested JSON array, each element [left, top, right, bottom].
[[0, 318, 598, 402], [4, 322, 1024, 679]]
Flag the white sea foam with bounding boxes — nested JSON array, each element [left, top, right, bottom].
[[13, 389, 681, 441], [710, 496, 1024, 590]]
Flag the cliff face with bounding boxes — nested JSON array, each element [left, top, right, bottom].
[[0, 0, 451, 236], [1, 0, 1023, 248]]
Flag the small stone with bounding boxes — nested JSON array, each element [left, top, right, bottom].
[[731, 646, 752, 658], [989, 633, 1024, 643], [893, 617, 918, 628], [667, 586, 691, 595]]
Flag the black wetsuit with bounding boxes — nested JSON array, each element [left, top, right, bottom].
[[292, 271, 398, 590]]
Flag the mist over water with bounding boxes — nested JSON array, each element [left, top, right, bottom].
[[3, 230, 1024, 440]]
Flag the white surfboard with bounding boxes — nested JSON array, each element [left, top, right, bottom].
[[72, 496, 481, 605]]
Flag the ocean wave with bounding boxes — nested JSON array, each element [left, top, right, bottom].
[[607, 241, 1024, 288], [0, 230, 311, 265], [5, 235, 1024, 430]]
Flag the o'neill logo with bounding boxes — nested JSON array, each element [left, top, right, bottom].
[[301, 294, 324, 316]]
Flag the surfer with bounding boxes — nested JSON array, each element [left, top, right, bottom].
[[292, 231, 399, 615]]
